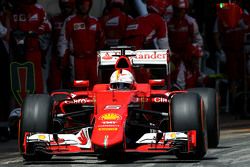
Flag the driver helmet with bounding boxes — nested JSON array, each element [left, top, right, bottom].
[[110, 69, 135, 90]]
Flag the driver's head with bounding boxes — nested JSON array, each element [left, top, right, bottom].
[[59, 0, 75, 16], [173, 0, 189, 19], [75, 0, 92, 15], [110, 69, 135, 90]]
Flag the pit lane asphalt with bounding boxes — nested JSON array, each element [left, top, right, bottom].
[[1, 112, 250, 167]]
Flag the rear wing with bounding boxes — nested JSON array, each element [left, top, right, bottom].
[[97, 49, 171, 74]]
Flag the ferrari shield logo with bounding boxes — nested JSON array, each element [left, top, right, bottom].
[[10, 62, 35, 106]]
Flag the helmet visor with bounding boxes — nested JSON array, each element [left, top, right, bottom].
[[110, 83, 132, 90]]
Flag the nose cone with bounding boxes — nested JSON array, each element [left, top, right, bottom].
[[92, 91, 134, 149], [91, 114, 125, 148]]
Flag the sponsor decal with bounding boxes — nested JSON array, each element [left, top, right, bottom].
[[101, 121, 117, 125], [100, 50, 168, 61], [71, 93, 77, 98], [106, 17, 119, 26], [101, 51, 120, 60], [98, 127, 118, 131], [133, 97, 168, 103], [126, 24, 138, 30], [64, 98, 88, 104], [165, 132, 177, 139], [19, 14, 26, 21], [98, 124, 119, 128], [98, 113, 122, 121], [134, 52, 167, 60], [74, 23, 85, 30], [104, 105, 121, 110], [99, 49, 170, 66], [102, 53, 113, 60], [38, 135, 46, 140], [78, 130, 88, 145], [152, 97, 168, 103], [98, 122, 120, 128]]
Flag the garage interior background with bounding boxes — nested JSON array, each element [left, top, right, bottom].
[[38, 0, 106, 17]]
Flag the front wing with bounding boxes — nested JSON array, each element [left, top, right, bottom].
[[21, 128, 197, 156]]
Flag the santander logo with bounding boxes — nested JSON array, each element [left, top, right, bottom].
[[100, 50, 170, 62], [135, 53, 167, 59]]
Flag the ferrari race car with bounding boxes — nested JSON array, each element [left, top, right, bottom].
[[19, 47, 220, 161]]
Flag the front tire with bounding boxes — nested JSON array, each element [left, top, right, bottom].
[[19, 94, 54, 161], [188, 88, 220, 148], [171, 93, 207, 160]]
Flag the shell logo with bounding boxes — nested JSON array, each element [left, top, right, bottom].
[[38, 135, 46, 140], [98, 113, 122, 121]]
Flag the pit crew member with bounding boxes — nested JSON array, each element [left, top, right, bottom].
[[123, 0, 171, 83], [214, 2, 248, 113], [166, 0, 204, 89], [100, 0, 133, 48], [10, 0, 52, 93], [47, 0, 75, 92], [58, 0, 105, 88], [124, 0, 170, 50]]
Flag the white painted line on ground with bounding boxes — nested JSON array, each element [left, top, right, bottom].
[[141, 163, 155, 167], [1, 157, 23, 165]]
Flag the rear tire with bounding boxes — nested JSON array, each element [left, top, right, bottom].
[[171, 93, 207, 160], [188, 88, 220, 148], [19, 94, 54, 161]]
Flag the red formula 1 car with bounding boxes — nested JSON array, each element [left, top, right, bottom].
[[19, 47, 220, 161]]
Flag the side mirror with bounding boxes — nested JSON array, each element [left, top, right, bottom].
[[149, 79, 165, 87], [73, 80, 89, 88]]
